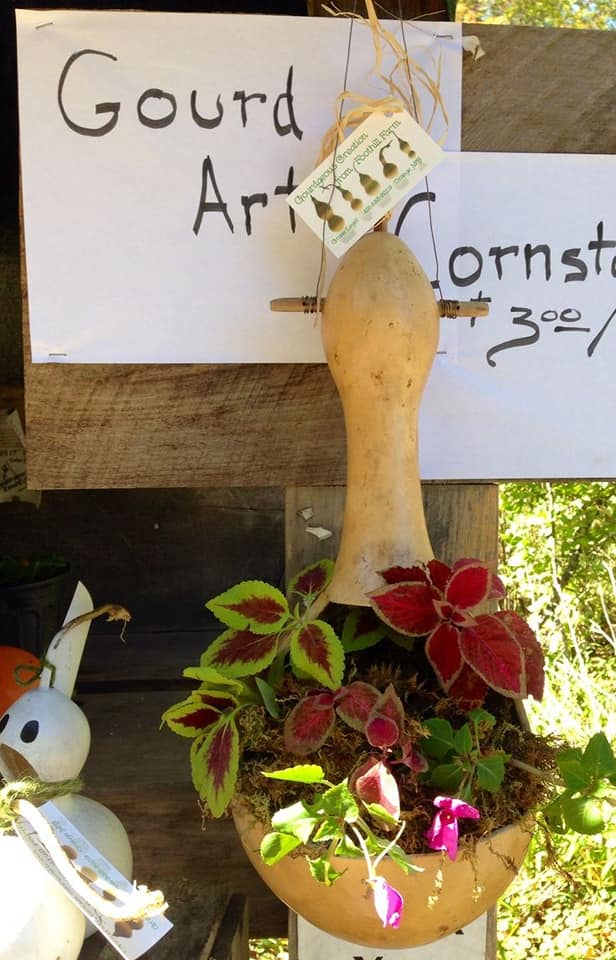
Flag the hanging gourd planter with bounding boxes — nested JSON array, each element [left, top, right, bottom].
[[162, 226, 596, 949]]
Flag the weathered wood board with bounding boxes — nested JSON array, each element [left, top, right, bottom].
[[21, 23, 616, 489]]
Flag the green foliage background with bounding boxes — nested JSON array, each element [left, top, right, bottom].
[[456, 0, 615, 30], [498, 483, 616, 959]]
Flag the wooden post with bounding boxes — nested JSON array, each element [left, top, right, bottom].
[[285, 480, 499, 960]]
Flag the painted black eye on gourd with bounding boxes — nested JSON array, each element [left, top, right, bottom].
[[0, 713, 8, 734], [20, 719, 39, 743]]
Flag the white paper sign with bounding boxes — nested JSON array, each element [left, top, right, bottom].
[[290, 111, 444, 255], [16, 9, 461, 364], [295, 913, 488, 960]]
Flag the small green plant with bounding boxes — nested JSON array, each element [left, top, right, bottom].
[[0, 553, 67, 587]]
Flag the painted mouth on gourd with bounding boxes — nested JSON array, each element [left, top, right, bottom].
[[0, 744, 37, 780]]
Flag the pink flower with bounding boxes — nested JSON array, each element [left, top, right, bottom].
[[369, 876, 404, 928], [350, 757, 401, 820], [425, 795, 480, 861]]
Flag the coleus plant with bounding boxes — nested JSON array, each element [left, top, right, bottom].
[[163, 556, 615, 929]]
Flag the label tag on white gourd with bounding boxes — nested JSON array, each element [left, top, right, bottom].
[[14, 800, 173, 959], [288, 111, 444, 256]]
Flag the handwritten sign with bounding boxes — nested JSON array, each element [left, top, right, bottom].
[[16, 10, 460, 364]]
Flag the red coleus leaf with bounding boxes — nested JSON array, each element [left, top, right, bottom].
[[445, 561, 493, 610], [350, 757, 400, 819], [372, 684, 405, 732], [368, 581, 440, 636], [425, 622, 464, 691], [200, 629, 279, 677], [366, 715, 400, 748], [426, 559, 452, 593], [191, 715, 239, 816], [290, 620, 344, 691], [287, 559, 334, 608], [460, 614, 527, 699], [206, 581, 290, 635], [396, 736, 429, 773], [447, 664, 488, 709], [335, 681, 380, 732], [284, 693, 336, 755], [494, 610, 544, 700], [380, 565, 429, 586]]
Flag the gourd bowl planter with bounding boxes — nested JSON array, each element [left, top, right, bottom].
[[164, 231, 616, 948]]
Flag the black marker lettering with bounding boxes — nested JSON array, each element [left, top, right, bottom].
[[588, 221, 616, 275], [193, 156, 234, 235], [524, 243, 552, 281], [57, 49, 119, 137], [274, 166, 298, 233], [449, 246, 483, 287], [273, 67, 303, 140], [241, 193, 268, 236], [561, 248, 588, 283], [137, 89, 177, 128], [486, 306, 540, 367], [233, 91, 267, 128], [191, 92, 224, 129], [488, 245, 519, 280]]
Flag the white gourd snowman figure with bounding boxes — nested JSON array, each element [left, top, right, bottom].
[[0, 582, 133, 960]]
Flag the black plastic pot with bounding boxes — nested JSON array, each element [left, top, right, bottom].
[[0, 568, 71, 657]]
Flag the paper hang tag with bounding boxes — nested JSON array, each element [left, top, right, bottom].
[[14, 800, 173, 960], [288, 110, 444, 257]]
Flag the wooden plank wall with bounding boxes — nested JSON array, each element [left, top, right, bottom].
[[21, 23, 616, 489]]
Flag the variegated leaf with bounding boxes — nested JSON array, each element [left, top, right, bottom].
[[446, 560, 492, 610], [341, 609, 387, 652], [284, 693, 336, 755], [206, 580, 290, 635], [287, 559, 335, 608], [162, 691, 232, 738], [493, 610, 544, 700], [447, 664, 488, 709], [200, 628, 279, 677], [335, 681, 380, 731], [289, 620, 344, 690], [191, 714, 240, 816]]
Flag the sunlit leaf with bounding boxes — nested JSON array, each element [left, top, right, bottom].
[[260, 831, 302, 865], [287, 559, 334, 608], [460, 614, 526, 698], [307, 856, 345, 885], [191, 715, 239, 817], [369, 581, 440, 636], [446, 560, 493, 609], [494, 610, 544, 700], [271, 800, 320, 843], [263, 764, 325, 783]]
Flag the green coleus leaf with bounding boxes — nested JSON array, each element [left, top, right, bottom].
[[422, 718, 457, 759], [287, 559, 335, 609], [200, 629, 279, 678], [206, 580, 290, 635], [335, 833, 363, 859], [362, 802, 400, 826], [468, 708, 496, 730], [320, 782, 359, 822], [454, 723, 473, 755], [341, 608, 387, 652], [476, 752, 510, 792], [582, 732, 616, 780], [184, 665, 245, 692], [263, 764, 325, 784], [557, 748, 593, 793], [255, 677, 280, 719], [162, 690, 233, 738], [289, 620, 344, 691], [312, 817, 345, 843], [386, 842, 421, 875], [307, 856, 345, 886], [190, 714, 239, 817], [260, 831, 302, 865], [271, 801, 320, 843], [561, 795, 606, 835], [430, 762, 464, 793]]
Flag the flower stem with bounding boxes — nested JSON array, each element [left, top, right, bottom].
[[510, 757, 563, 787]]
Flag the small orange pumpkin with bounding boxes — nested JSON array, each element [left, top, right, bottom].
[[0, 647, 41, 715]]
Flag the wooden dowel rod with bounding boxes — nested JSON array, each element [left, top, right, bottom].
[[270, 298, 490, 318]]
